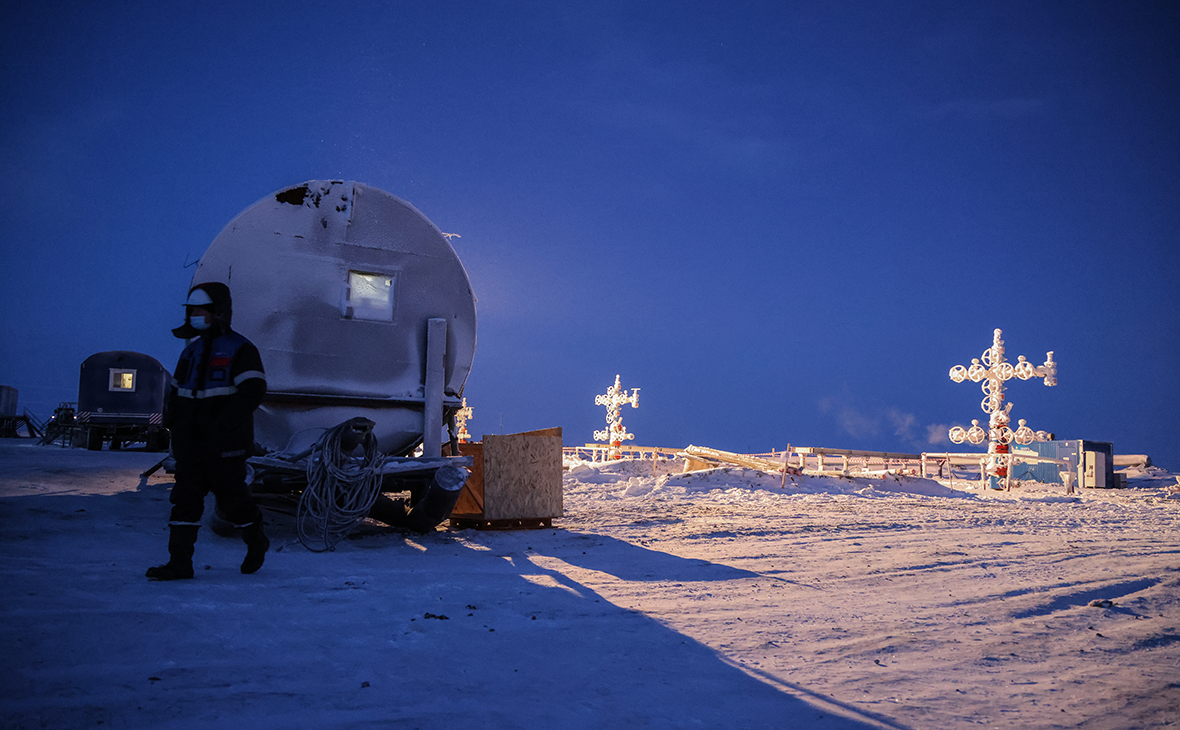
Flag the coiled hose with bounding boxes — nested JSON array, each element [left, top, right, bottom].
[[297, 420, 385, 552]]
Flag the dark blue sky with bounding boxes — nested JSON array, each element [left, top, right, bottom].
[[2, 1, 1178, 467]]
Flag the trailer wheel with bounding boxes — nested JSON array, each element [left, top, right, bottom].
[[110, 438, 121, 450], [146, 428, 168, 452], [86, 428, 103, 451]]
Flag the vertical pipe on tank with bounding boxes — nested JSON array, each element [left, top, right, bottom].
[[423, 318, 447, 457]]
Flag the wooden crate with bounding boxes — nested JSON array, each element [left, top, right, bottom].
[[450, 427, 563, 530]]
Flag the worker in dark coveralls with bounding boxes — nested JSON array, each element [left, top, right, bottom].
[[147, 282, 269, 580]]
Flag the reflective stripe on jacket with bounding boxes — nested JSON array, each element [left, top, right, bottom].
[[166, 328, 266, 462]]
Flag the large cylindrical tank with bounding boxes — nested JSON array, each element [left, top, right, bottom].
[[190, 180, 476, 456], [0, 386, 18, 417]]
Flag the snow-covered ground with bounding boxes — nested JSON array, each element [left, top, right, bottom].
[[1, 439, 1178, 729]]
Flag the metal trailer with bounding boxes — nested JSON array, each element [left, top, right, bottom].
[[189, 180, 476, 459], [185, 181, 478, 541], [77, 351, 170, 452]]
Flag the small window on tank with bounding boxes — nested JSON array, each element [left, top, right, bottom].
[[344, 271, 395, 322], [109, 369, 136, 392]]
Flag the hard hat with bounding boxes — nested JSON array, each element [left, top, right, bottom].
[[184, 288, 214, 308]]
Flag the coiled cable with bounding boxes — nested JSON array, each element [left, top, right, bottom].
[[296, 420, 385, 552]]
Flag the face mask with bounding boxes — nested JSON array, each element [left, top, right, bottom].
[[189, 314, 212, 331]]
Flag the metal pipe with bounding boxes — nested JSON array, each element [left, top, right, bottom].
[[423, 318, 447, 458]]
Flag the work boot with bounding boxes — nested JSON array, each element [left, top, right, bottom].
[[146, 524, 199, 580], [240, 520, 270, 575]]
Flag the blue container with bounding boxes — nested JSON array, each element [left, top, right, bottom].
[[1014, 440, 1115, 487]]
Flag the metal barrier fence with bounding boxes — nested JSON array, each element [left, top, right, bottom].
[[564, 444, 683, 462], [564, 443, 1081, 491]]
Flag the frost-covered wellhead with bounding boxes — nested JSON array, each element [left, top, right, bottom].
[[948, 328, 1057, 488], [594, 374, 639, 458], [189, 180, 476, 456]]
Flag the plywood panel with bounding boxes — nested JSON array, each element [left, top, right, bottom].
[[450, 442, 484, 517], [482, 428, 563, 520]]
